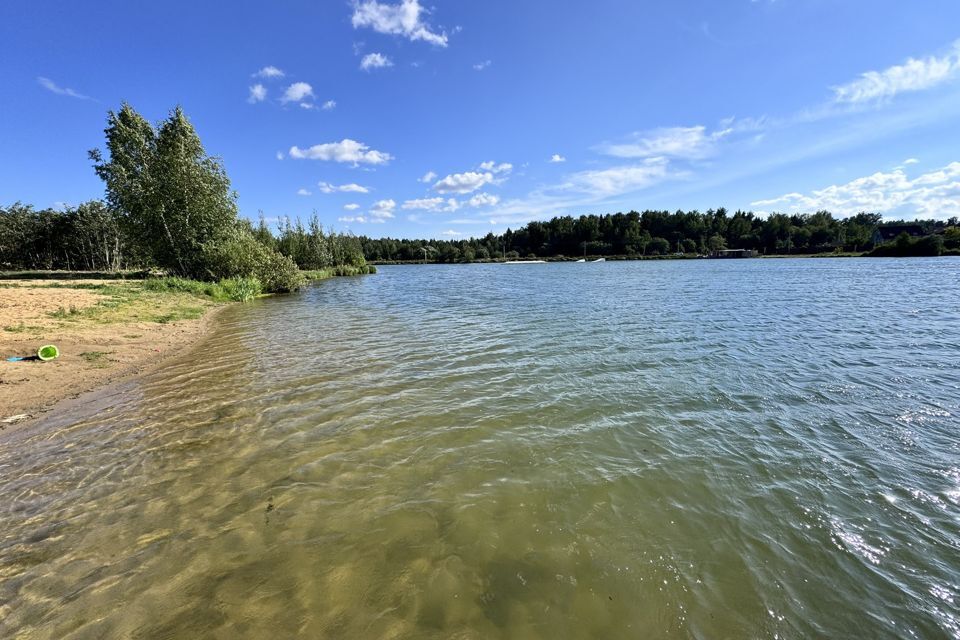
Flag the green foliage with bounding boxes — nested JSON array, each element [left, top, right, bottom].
[[90, 105, 239, 278], [867, 233, 944, 257], [218, 276, 262, 302], [0, 201, 130, 271], [273, 214, 367, 270], [200, 224, 304, 293], [142, 275, 264, 302], [360, 210, 955, 262]]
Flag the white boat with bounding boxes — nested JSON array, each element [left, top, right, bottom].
[[505, 260, 547, 264], [592, 258, 605, 262], [575, 258, 586, 263]]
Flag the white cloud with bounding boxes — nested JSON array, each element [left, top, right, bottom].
[[564, 158, 678, 196], [598, 125, 728, 160], [904, 158, 920, 165], [833, 42, 960, 104], [419, 170, 437, 183], [549, 154, 566, 163], [297, 188, 312, 196], [318, 181, 371, 193], [402, 197, 445, 210], [370, 199, 396, 218], [360, 52, 394, 71], [434, 171, 494, 194], [276, 151, 284, 160], [289, 139, 393, 165], [253, 66, 285, 79], [299, 102, 317, 110], [36, 77, 91, 100], [280, 82, 315, 104], [248, 84, 267, 103], [441, 229, 462, 236], [402, 197, 459, 212], [752, 161, 960, 219], [344, 203, 361, 210], [322, 100, 337, 110], [473, 60, 491, 71], [351, 0, 448, 47], [467, 193, 500, 207], [479, 161, 512, 174], [339, 215, 367, 223]]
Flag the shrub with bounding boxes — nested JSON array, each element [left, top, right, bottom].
[[868, 233, 944, 257], [255, 250, 305, 293], [200, 225, 304, 293]]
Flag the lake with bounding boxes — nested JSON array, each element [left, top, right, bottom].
[[1, 259, 958, 638]]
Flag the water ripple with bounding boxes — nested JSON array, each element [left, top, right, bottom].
[[1, 258, 959, 639]]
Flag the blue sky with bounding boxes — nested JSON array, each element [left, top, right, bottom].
[[3, 1, 960, 238]]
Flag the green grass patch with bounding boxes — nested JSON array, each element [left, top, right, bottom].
[[142, 276, 262, 302], [49, 305, 82, 319], [155, 307, 205, 323], [79, 351, 115, 368]]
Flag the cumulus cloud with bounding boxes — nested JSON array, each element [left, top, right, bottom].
[[318, 181, 370, 193], [564, 158, 678, 196], [253, 66, 285, 79], [549, 154, 566, 163], [598, 126, 729, 160], [833, 42, 960, 104], [289, 139, 393, 165], [322, 100, 337, 110], [351, 0, 448, 47], [418, 170, 437, 183], [297, 188, 312, 196], [370, 199, 397, 218], [752, 161, 960, 219], [339, 215, 367, 223], [440, 229, 462, 236], [36, 77, 91, 100], [479, 161, 512, 174], [473, 60, 491, 71], [467, 193, 500, 207], [402, 197, 459, 212], [360, 52, 394, 71], [248, 84, 267, 103], [276, 151, 285, 160], [344, 203, 361, 210], [434, 171, 494, 194], [280, 82, 315, 104], [904, 158, 920, 165]]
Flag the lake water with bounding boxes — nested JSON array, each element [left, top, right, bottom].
[[1, 259, 959, 639]]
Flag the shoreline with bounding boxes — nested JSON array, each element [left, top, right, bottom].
[[0, 280, 229, 436]]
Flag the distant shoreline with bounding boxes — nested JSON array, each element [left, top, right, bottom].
[[369, 252, 959, 265]]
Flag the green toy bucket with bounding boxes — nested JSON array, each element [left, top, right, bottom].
[[37, 345, 59, 361]]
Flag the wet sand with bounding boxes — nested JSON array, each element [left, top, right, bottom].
[[0, 280, 223, 431]]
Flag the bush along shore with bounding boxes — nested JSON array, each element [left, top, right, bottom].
[[1, 103, 373, 295]]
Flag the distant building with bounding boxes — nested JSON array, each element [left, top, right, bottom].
[[873, 224, 924, 245], [710, 249, 756, 258]]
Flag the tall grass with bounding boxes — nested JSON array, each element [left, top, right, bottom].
[[142, 276, 263, 302], [302, 264, 377, 281]]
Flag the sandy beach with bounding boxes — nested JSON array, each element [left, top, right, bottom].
[[0, 279, 223, 431]]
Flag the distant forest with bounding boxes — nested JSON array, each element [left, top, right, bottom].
[[360, 210, 960, 263]]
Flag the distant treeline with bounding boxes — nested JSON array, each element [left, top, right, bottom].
[[360, 210, 960, 263], [0, 103, 369, 292]]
